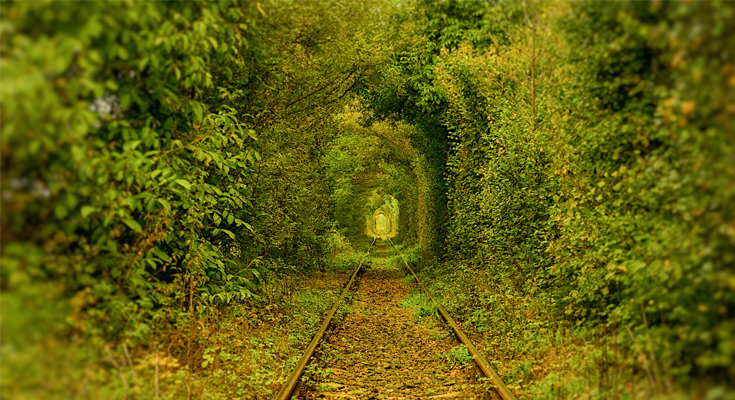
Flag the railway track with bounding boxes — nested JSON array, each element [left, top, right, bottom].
[[274, 239, 517, 400]]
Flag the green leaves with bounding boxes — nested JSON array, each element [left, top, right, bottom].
[[54, 204, 68, 219], [406, 0, 735, 389], [0, 0, 271, 350], [175, 179, 192, 190], [0, 1, 430, 397], [124, 217, 143, 233], [81, 205, 97, 218]]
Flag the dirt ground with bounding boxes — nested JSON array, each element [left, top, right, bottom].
[[296, 250, 498, 400]]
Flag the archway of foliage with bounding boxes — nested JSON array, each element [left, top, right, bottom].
[[365, 192, 400, 239], [325, 103, 431, 247], [0, 1, 414, 397], [2, 0, 734, 398]]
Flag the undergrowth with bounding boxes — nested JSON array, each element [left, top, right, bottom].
[[400, 291, 437, 320], [440, 344, 474, 369], [421, 259, 735, 400], [2, 269, 350, 400]]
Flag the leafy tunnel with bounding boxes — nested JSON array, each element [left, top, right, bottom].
[[1, 0, 734, 398]]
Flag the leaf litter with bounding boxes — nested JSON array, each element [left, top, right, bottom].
[[299, 264, 497, 400]]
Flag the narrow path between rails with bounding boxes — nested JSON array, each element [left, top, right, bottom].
[[298, 252, 496, 399]]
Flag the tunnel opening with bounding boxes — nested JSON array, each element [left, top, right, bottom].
[[364, 191, 399, 239], [324, 105, 439, 251]]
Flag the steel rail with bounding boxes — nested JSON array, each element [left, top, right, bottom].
[[386, 238, 518, 400], [273, 237, 377, 400]]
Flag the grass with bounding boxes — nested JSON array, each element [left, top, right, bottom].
[[400, 291, 438, 319], [0, 270, 356, 400]]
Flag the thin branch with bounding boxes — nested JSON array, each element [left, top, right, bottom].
[[283, 65, 359, 109], [159, 131, 212, 156]]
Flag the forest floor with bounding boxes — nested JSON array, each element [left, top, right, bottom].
[[297, 244, 497, 400]]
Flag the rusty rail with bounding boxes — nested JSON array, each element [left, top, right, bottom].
[[273, 237, 376, 400], [386, 238, 518, 400]]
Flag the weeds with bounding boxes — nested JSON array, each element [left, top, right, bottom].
[[400, 291, 437, 319], [440, 345, 474, 369], [301, 363, 334, 390]]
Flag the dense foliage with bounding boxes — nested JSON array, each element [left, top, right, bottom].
[[1, 1, 406, 397], [371, 0, 734, 397], [2, 0, 733, 398]]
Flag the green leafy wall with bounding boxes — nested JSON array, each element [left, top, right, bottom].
[[421, 0, 735, 388], [0, 1, 402, 396]]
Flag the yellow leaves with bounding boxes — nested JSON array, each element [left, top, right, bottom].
[[256, 2, 266, 18], [138, 352, 181, 379], [698, 304, 710, 313], [661, 98, 695, 125], [681, 101, 695, 116], [670, 50, 685, 68], [69, 287, 98, 332]]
